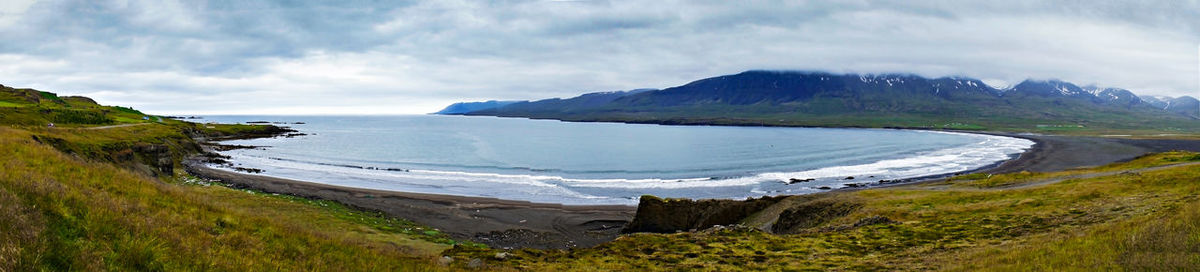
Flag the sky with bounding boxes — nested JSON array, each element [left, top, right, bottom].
[[1, 0, 1198, 115]]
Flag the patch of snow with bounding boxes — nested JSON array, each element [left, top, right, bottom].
[[980, 79, 1010, 90], [1053, 84, 1088, 96]]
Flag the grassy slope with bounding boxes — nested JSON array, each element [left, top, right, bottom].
[[0, 87, 461, 271], [0, 126, 460, 271], [449, 152, 1200, 271]]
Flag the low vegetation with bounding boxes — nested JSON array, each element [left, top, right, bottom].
[[0, 127, 455, 271], [5, 84, 1200, 271], [0, 86, 453, 271], [449, 152, 1200, 271]]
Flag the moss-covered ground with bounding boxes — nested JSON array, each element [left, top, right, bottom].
[[450, 152, 1200, 271]]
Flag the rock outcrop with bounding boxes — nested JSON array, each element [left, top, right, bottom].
[[622, 195, 786, 233]]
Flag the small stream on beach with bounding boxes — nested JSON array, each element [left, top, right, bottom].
[[199, 115, 1033, 205]]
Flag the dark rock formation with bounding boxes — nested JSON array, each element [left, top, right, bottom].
[[787, 178, 816, 184], [622, 195, 786, 234]]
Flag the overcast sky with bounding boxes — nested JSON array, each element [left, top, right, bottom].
[[1, 0, 1198, 115]]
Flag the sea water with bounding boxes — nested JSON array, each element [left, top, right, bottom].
[[200, 115, 1033, 205]]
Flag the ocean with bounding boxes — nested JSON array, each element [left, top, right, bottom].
[[200, 115, 1033, 205]]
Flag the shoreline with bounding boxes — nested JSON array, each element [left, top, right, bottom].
[[851, 130, 1045, 187], [184, 156, 635, 250], [202, 126, 1037, 205], [187, 123, 1200, 250], [856, 131, 1044, 191]]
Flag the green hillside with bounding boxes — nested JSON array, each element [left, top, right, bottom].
[[0, 85, 139, 126], [0, 86, 455, 271]]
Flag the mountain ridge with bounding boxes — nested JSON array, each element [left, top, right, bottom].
[[443, 70, 1200, 133], [434, 100, 525, 114]]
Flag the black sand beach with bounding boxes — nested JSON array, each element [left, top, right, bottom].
[[185, 133, 1200, 249], [982, 133, 1200, 173], [184, 157, 634, 250]]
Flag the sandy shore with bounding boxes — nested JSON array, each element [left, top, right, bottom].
[[184, 157, 634, 249], [185, 132, 1200, 249], [978, 132, 1200, 173]]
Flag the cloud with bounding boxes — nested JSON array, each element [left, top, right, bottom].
[[0, 0, 37, 27], [0, 0, 1197, 114]]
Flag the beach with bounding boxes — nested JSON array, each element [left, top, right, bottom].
[[981, 133, 1200, 173], [185, 155, 634, 249], [185, 132, 1200, 249]]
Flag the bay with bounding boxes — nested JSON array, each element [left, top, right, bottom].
[[201, 115, 1033, 205]]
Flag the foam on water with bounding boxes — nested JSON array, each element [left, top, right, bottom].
[[205, 115, 1034, 205]]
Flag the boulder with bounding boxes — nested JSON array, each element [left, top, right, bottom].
[[787, 178, 816, 184]]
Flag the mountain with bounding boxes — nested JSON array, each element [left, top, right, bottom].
[[434, 100, 524, 114], [616, 72, 1001, 108], [495, 88, 655, 114], [1165, 96, 1200, 118], [1139, 95, 1170, 109], [447, 71, 1200, 132], [1008, 80, 1099, 102], [1083, 86, 1144, 108]]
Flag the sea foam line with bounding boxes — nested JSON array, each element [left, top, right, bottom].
[[221, 131, 1032, 191]]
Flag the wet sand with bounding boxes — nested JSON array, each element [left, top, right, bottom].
[[185, 157, 634, 249], [979, 133, 1200, 173], [185, 132, 1200, 249]]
